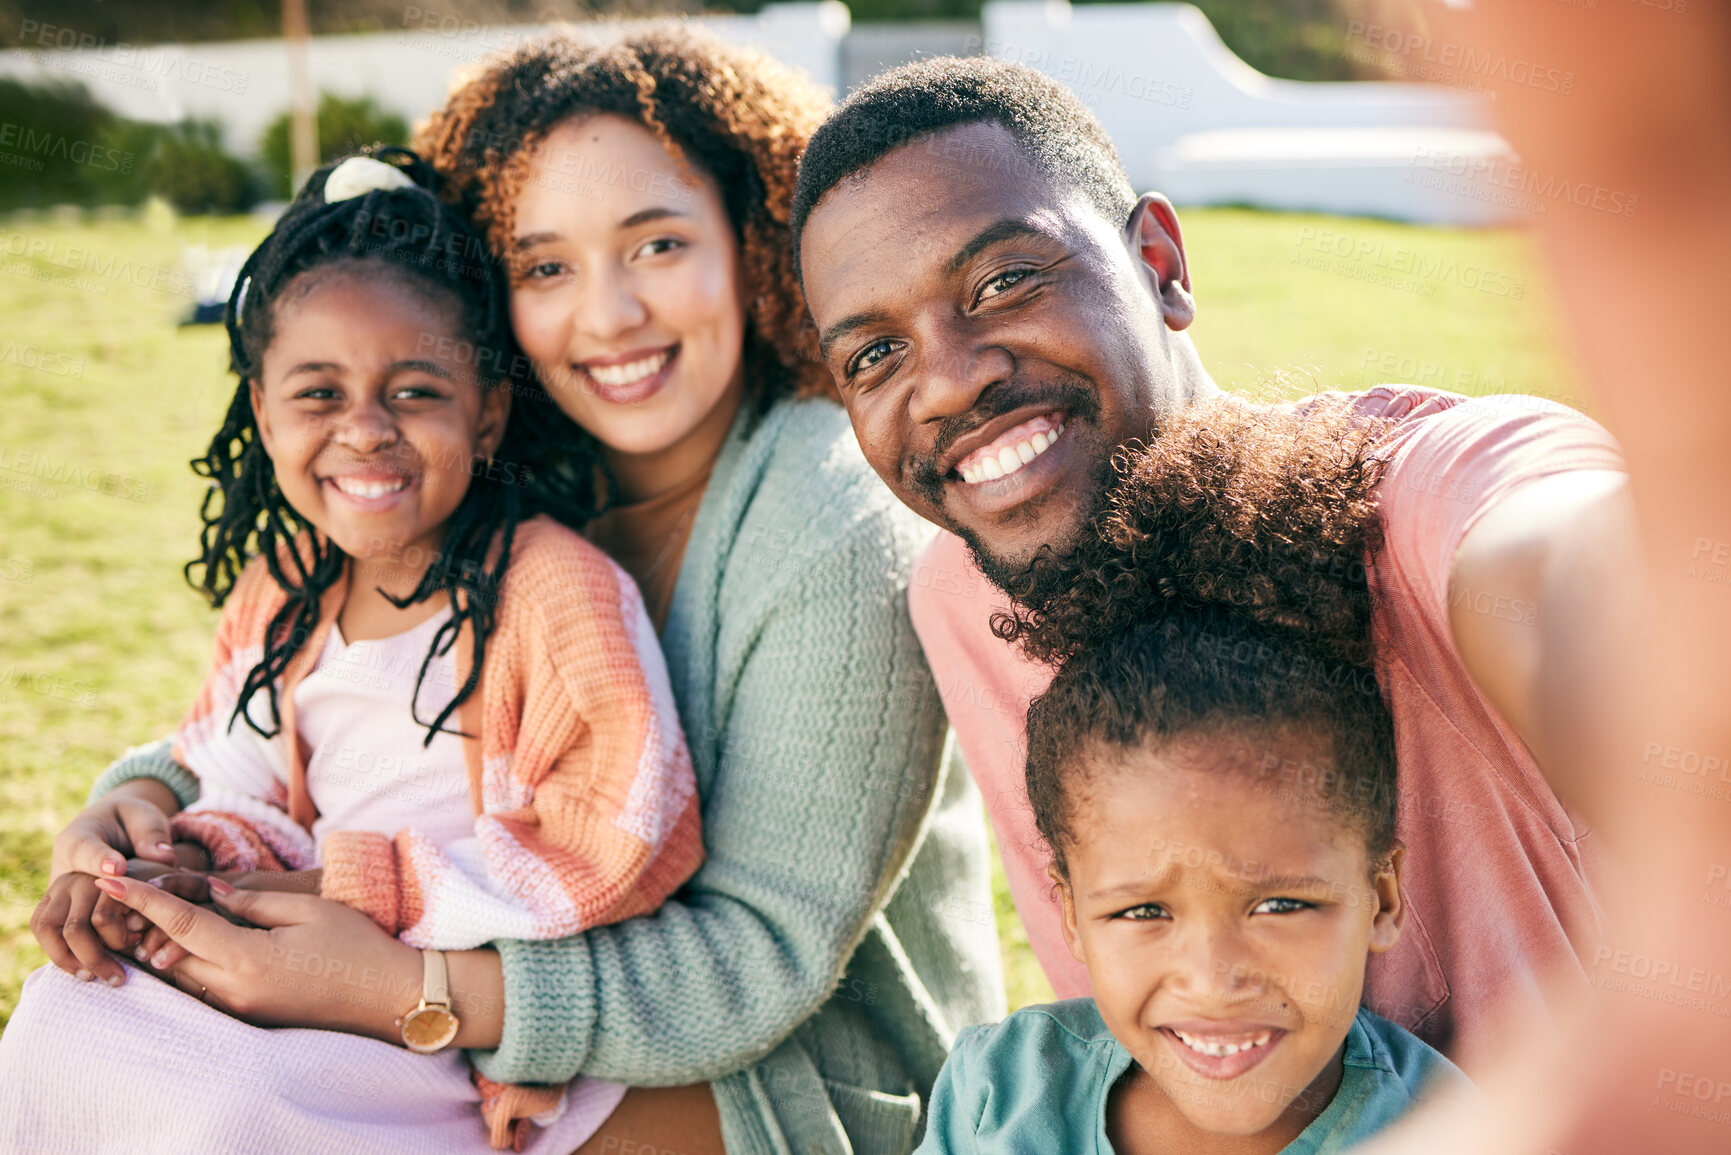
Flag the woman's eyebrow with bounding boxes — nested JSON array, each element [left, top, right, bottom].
[[512, 231, 559, 251], [619, 206, 690, 230]]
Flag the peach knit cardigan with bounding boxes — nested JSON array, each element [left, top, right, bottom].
[[167, 514, 703, 1147]]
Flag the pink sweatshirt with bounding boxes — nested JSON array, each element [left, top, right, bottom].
[[909, 387, 1624, 1073]]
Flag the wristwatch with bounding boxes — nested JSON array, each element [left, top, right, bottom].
[[401, 949, 461, 1054]]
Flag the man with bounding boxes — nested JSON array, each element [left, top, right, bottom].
[[791, 57, 1634, 1074]]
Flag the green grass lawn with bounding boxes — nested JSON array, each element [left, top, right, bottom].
[[0, 206, 1582, 1030]]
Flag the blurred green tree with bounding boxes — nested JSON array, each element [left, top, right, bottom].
[[258, 92, 409, 199]]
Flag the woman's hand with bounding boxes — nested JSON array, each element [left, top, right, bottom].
[[88, 875, 504, 1050], [133, 868, 325, 973]]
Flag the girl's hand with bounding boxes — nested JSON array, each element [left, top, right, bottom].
[[50, 778, 180, 883], [31, 871, 134, 986], [91, 875, 426, 1043], [30, 862, 219, 986]]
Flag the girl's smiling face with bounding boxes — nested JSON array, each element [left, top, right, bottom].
[[507, 113, 747, 492], [1053, 732, 1404, 1146], [251, 263, 509, 571]]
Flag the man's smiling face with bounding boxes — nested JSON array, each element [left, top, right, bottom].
[[800, 121, 1200, 584]]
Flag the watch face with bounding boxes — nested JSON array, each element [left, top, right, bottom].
[[402, 1006, 460, 1054]]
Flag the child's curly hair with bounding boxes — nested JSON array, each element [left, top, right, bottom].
[[414, 24, 834, 417], [1002, 395, 1401, 878]]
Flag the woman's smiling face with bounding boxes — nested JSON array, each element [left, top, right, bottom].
[[1053, 732, 1404, 1143], [507, 113, 747, 471]]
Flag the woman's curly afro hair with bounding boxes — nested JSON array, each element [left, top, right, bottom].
[[1001, 395, 1402, 879], [414, 23, 835, 414]]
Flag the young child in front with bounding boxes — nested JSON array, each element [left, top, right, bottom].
[[5, 151, 702, 1154], [918, 400, 1473, 1154]]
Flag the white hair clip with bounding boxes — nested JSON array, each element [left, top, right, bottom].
[[323, 155, 416, 203]]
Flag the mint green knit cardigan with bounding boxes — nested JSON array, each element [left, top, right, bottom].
[[93, 396, 1007, 1154]]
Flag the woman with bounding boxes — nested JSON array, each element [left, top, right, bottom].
[[34, 26, 1004, 1154]]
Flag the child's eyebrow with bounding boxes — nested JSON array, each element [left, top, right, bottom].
[[389, 359, 456, 381], [284, 361, 342, 378], [1244, 872, 1337, 892]]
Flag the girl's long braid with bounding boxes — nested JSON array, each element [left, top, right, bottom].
[[189, 146, 541, 745]]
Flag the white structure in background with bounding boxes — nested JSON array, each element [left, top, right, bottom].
[[979, 1, 1518, 224], [0, 2, 851, 156], [0, 0, 1530, 224]]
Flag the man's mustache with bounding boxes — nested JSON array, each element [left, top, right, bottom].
[[913, 376, 1102, 495]]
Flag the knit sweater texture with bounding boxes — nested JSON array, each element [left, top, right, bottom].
[[93, 396, 1008, 1154]]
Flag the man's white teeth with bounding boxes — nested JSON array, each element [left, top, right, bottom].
[[586, 350, 670, 387], [333, 476, 408, 499], [958, 421, 1064, 485], [1171, 1029, 1273, 1058]]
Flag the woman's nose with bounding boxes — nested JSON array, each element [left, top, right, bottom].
[[574, 266, 650, 342]]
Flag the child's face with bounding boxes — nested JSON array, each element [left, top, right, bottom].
[[251, 265, 509, 569], [1053, 733, 1403, 1140]]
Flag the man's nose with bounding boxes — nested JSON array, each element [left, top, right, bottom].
[[906, 321, 1014, 428]]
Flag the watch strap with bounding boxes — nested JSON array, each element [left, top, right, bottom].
[[422, 948, 451, 1009]]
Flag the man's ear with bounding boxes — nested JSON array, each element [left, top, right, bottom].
[[1125, 192, 1195, 333], [248, 379, 275, 456], [1049, 863, 1086, 966], [1367, 841, 1407, 955]]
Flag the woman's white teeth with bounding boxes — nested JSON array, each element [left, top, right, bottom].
[[1171, 1029, 1272, 1058], [333, 477, 407, 499], [587, 350, 670, 387], [958, 421, 1065, 485]]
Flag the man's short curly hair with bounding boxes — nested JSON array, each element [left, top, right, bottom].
[[1000, 395, 1400, 880], [790, 55, 1138, 272], [414, 24, 834, 409]]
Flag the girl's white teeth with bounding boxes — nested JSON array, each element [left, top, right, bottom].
[[333, 477, 407, 499], [587, 350, 670, 387], [958, 421, 1064, 485], [1171, 1029, 1273, 1058]]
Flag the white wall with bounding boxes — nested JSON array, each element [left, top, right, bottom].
[[977, 1, 1515, 223], [0, 2, 1524, 223], [0, 3, 851, 156]]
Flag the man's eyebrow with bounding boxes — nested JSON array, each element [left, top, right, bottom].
[[946, 218, 1057, 275], [818, 311, 887, 362]]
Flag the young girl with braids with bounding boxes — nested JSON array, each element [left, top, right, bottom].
[[916, 399, 1473, 1154], [5, 150, 702, 1153]]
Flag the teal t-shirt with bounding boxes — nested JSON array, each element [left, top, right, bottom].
[[915, 999, 1472, 1154]]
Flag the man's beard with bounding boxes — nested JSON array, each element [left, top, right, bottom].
[[956, 448, 1124, 608]]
